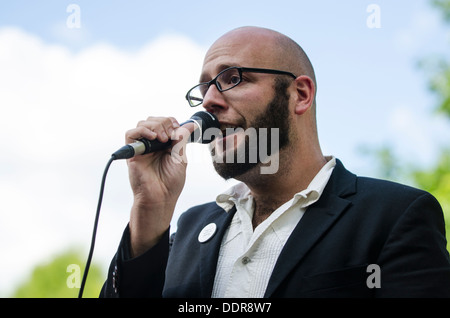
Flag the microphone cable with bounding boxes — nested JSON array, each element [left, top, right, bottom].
[[78, 155, 116, 298]]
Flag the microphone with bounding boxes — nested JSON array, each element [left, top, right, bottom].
[[111, 111, 220, 160]]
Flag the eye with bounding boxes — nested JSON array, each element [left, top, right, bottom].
[[218, 68, 241, 89], [229, 75, 240, 85], [221, 73, 240, 85]]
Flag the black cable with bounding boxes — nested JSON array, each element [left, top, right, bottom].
[[78, 155, 116, 298]]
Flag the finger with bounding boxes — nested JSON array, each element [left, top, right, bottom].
[[169, 117, 180, 129], [168, 117, 180, 139], [144, 117, 179, 143], [160, 117, 177, 143], [125, 126, 157, 144], [134, 117, 174, 143]]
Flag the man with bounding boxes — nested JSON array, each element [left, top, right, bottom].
[[101, 26, 450, 297]]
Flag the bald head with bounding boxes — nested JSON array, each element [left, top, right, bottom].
[[202, 27, 323, 182], [206, 26, 316, 91]]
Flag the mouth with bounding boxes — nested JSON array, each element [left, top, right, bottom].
[[210, 121, 246, 156], [218, 122, 245, 140]]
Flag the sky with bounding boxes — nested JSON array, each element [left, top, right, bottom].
[[1, 0, 450, 296]]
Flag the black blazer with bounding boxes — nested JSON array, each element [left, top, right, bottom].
[[101, 159, 450, 297]]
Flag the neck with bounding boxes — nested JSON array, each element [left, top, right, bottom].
[[236, 144, 327, 228]]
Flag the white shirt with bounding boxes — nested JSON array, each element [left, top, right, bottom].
[[211, 156, 336, 298]]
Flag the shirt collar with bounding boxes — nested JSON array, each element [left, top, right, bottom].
[[216, 182, 252, 212], [216, 156, 336, 212]]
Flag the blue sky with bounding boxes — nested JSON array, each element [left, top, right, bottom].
[[3, 0, 447, 166], [1, 0, 449, 296], [2, 1, 390, 49]]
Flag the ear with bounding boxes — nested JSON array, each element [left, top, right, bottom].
[[293, 75, 315, 115]]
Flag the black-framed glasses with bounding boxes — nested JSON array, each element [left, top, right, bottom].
[[185, 66, 297, 107]]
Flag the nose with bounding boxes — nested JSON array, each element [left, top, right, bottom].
[[202, 82, 229, 114]]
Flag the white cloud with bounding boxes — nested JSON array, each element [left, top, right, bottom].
[[50, 19, 92, 47], [0, 27, 234, 296]]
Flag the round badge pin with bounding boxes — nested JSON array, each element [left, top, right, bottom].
[[198, 223, 217, 243]]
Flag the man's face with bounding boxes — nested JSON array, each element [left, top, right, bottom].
[[210, 77, 292, 180], [199, 34, 294, 180]]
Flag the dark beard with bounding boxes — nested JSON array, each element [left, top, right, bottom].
[[212, 78, 291, 180]]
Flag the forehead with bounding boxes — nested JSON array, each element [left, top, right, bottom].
[[200, 31, 278, 81]]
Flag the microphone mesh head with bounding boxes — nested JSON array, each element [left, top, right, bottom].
[[190, 111, 220, 144]]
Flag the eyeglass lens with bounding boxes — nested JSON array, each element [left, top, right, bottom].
[[188, 68, 241, 106]]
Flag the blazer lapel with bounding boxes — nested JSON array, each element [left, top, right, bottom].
[[264, 159, 356, 297], [198, 204, 237, 297]]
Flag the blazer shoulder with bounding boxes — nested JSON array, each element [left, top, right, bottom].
[[351, 175, 445, 233], [331, 159, 435, 204], [356, 175, 435, 203], [332, 160, 443, 221], [357, 175, 423, 192]]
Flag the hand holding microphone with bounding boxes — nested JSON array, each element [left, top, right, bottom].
[[112, 111, 220, 160], [80, 112, 219, 296], [117, 111, 220, 257]]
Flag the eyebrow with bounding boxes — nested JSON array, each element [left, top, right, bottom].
[[199, 63, 241, 83]]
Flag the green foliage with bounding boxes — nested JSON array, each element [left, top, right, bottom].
[[412, 150, 450, 247], [358, 144, 410, 183], [419, 57, 450, 116], [428, 0, 450, 116], [414, 0, 450, 249], [12, 249, 104, 298], [430, 63, 450, 115], [433, 0, 450, 21]]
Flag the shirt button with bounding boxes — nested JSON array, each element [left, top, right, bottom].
[[242, 256, 251, 265]]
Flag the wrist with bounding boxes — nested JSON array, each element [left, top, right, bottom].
[[128, 202, 175, 258]]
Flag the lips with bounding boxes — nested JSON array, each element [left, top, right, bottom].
[[211, 121, 241, 155], [218, 121, 245, 139]]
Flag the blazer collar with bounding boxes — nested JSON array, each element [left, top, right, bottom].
[[264, 159, 357, 297]]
